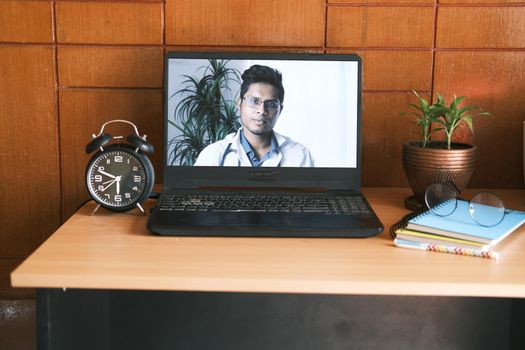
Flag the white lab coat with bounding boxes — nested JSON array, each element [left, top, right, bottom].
[[194, 128, 314, 167]]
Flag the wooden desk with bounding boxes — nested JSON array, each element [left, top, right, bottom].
[[11, 187, 525, 297], [10, 188, 525, 350]]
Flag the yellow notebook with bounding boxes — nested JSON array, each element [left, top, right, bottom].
[[395, 228, 490, 251]]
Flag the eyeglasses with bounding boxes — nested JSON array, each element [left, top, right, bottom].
[[424, 181, 508, 227], [242, 96, 281, 111]]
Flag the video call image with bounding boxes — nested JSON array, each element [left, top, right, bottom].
[[166, 57, 359, 168]]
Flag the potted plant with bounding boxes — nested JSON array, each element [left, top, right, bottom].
[[167, 59, 242, 166], [401, 90, 491, 209]]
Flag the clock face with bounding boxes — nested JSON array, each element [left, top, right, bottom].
[[86, 146, 153, 211]]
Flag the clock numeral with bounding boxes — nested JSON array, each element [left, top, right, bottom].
[[94, 175, 102, 182], [114, 155, 123, 163], [115, 195, 122, 202], [132, 186, 138, 191], [104, 194, 110, 199], [98, 185, 104, 191], [106, 159, 111, 164], [125, 193, 131, 199], [134, 176, 141, 182], [98, 166, 105, 171], [132, 166, 138, 172]]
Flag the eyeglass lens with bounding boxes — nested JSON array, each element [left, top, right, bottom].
[[245, 97, 280, 110], [469, 192, 506, 227], [425, 182, 459, 217], [424, 182, 506, 227]]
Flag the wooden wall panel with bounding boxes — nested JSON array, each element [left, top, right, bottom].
[[166, 0, 325, 47], [327, 6, 435, 48], [58, 47, 163, 88], [56, 2, 163, 44], [437, 7, 525, 48], [0, 46, 60, 258], [329, 0, 433, 3], [0, 1, 52, 43], [361, 92, 421, 187], [440, 0, 523, 3], [434, 51, 525, 189], [362, 50, 433, 91], [326, 8, 364, 48], [60, 90, 163, 219]]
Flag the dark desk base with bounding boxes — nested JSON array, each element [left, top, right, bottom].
[[37, 289, 525, 350]]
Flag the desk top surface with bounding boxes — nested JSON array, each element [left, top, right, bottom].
[[11, 188, 525, 298]]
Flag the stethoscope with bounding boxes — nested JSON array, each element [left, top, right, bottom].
[[219, 130, 241, 166], [220, 142, 241, 166]]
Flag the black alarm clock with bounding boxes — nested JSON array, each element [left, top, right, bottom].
[[85, 120, 154, 214]]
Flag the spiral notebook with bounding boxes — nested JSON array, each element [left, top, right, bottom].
[[400, 199, 525, 245]]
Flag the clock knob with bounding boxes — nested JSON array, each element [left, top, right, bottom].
[[85, 133, 113, 154], [126, 134, 155, 154]]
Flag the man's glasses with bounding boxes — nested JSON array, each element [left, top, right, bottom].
[[242, 96, 281, 111], [425, 181, 508, 227]]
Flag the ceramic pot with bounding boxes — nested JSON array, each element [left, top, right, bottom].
[[402, 141, 477, 210]]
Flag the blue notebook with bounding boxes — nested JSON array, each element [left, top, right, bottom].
[[406, 199, 525, 245]]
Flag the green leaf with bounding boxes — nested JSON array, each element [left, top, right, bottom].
[[450, 95, 465, 110], [463, 116, 474, 132]]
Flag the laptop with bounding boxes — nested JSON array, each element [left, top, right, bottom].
[[147, 51, 383, 237]]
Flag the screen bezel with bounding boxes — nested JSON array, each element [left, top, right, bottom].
[[163, 51, 362, 191]]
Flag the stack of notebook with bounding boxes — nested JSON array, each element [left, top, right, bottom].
[[391, 199, 525, 259]]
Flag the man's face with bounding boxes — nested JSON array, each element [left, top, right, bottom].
[[240, 82, 281, 137]]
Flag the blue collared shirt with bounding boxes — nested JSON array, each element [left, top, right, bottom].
[[239, 129, 279, 167]]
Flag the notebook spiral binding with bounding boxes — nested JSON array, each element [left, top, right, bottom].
[[389, 199, 458, 238], [389, 206, 428, 239]]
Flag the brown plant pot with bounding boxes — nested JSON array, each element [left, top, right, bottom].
[[402, 141, 477, 210]]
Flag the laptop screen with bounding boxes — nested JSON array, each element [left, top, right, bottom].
[[163, 52, 362, 190]]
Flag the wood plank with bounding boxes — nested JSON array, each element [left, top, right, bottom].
[[362, 50, 433, 91], [0, 46, 60, 257], [327, 6, 434, 48], [166, 0, 325, 47], [58, 47, 163, 88], [329, 0, 433, 3], [437, 7, 525, 48], [361, 92, 421, 187], [0, 1, 53, 43], [56, 2, 162, 44]]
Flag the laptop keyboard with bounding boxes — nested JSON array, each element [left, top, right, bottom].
[[158, 192, 370, 215]]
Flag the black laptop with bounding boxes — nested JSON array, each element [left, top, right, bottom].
[[147, 51, 383, 237]]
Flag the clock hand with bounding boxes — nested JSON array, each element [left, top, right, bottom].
[[116, 176, 121, 195], [98, 169, 116, 179], [101, 178, 117, 192]]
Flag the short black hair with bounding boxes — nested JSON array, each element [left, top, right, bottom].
[[240, 65, 284, 104]]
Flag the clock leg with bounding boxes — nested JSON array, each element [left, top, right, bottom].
[[136, 203, 146, 215], [90, 204, 101, 216]]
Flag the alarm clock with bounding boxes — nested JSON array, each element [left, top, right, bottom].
[[85, 120, 154, 214]]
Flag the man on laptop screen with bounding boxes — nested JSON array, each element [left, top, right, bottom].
[[167, 55, 358, 169], [194, 64, 314, 167]]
